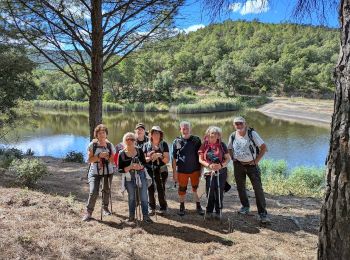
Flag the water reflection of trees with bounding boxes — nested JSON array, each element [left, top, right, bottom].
[[15, 110, 329, 145]]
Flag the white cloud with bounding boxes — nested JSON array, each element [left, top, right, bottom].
[[230, 0, 270, 15], [229, 3, 242, 12], [183, 24, 205, 33]]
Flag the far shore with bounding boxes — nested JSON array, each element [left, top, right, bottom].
[[257, 97, 333, 128]]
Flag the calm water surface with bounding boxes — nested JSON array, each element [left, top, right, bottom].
[[4, 110, 330, 168]]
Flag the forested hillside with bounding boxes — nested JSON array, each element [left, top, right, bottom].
[[35, 20, 339, 102]]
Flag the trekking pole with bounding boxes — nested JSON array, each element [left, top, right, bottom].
[[133, 175, 140, 225], [136, 173, 142, 223], [204, 172, 214, 220], [109, 175, 113, 214], [217, 170, 222, 221], [100, 159, 105, 221], [106, 159, 113, 215], [151, 162, 157, 221]]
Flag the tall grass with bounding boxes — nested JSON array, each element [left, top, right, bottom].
[[170, 98, 243, 114], [33, 96, 268, 114]]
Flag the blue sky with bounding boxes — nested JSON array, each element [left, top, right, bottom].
[[175, 0, 339, 33]]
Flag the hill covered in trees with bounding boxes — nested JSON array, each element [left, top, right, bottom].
[[35, 20, 339, 102]]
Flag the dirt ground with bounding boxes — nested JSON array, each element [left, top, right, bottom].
[[258, 97, 333, 128], [0, 157, 321, 259]]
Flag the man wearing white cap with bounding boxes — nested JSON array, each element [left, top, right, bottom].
[[227, 116, 270, 224]]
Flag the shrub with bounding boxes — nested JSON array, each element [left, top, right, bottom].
[[260, 159, 288, 177], [9, 158, 49, 186], [289, 166, 325, 190], [63, 151, 84, 163], [25, 148, 35, 156], [0, 148, 24, 168]]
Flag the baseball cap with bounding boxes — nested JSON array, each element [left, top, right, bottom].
[[233, 116, 246, 123]]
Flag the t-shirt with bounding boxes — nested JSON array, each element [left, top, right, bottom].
[[136, 136, 149, 153], [172, 135, 201, 173], [198, 141, 228, 164], [118, 148, 147, 173], [144, 141, 169, 168], [227, 130, 264, 162], [88, 141, 116, 175]]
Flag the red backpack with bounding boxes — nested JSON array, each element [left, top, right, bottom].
[[113, 143, 125, 167]]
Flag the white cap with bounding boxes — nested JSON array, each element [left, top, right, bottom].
[[233, 116, 246, 123]]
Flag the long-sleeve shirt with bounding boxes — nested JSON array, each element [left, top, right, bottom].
[[118, 148, 146, 173]]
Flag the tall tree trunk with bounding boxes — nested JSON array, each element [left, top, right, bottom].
[[318, 0, 350, 259], [89, 0, 103, 140]]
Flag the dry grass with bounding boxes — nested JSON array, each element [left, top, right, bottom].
[[0, 157, 321, 259]]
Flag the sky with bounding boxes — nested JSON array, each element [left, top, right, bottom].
[[175, 0, 339, 33]]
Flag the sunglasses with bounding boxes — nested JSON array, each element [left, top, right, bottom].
[[126, 138, 135, 141], [234, 122, 244, 126]]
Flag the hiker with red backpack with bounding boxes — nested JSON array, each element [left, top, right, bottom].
[[227, 116, 270, 224], [83, 124, 116, 221], [199, 126, 231, 221]]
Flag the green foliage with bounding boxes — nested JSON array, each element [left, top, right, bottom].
[[0, 148, 24, 168], [259, 159, 288, 177], [170, 97, 242, 113], [9, 158, 49, 186], [0, 44, 37, 136], [33, 21, 338, 102], [63, 151, 84, 163], [255, 159, 325, 197], [153, 70, 174, 102], [214, 60, 249, 96]]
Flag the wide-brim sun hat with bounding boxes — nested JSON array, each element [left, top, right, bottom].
[[150, 125, 163, 133]]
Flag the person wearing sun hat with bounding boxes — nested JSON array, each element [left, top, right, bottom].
[[144, 126, 170, 215], [227, 116, 270, 224]]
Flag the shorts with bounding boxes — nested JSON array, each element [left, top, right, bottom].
[[177, 171, 201, 196]]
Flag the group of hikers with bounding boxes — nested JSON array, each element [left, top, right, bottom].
[[82, 116, 270, 225]]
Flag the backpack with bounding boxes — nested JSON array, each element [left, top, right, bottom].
[[230, 127, 260, 157], [173, 135, 201, 162], [113, 143, 125, 167], [85, 140, 113, 180], [145, 140, 166, 154]]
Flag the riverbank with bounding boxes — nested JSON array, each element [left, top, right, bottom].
[[258, 97, 333, 127], [0, 156, 321, 259], [32, 96, 268, 114]]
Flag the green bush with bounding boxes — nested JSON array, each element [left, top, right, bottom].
[[255, 159, 325, 197], [289, 166, 325, 190], [9, 158, 49, 186], [260, 159, 288, 177], [63, 151, 84, 163], [0, 148, 24, 168]]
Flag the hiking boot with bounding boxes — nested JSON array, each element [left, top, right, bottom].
[[204, 211, 213, 220], [214, 212, 221, 221], [149, 208, 156, 216], [178, 203, 185, 216], [238, 206, 250, 215], [259, 213, 271, 225], [82, 211, 92, 222], [103, 208, 112, 216], [196, 202, 204, 216], [159, 208, 167, 215], [128, 216, 135, 222], [143, 216, 153, 224]]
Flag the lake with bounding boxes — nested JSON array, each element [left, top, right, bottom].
[[3, 110, 330, 168]]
